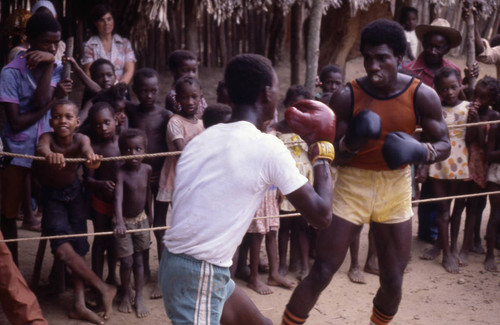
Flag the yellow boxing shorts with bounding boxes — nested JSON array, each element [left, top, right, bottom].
[[332, 165, 413, 225]]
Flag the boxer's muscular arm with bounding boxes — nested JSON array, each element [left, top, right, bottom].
[[286, 160, 332, 230], [415, 83, 450, 162]]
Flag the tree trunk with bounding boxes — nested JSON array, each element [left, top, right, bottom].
[[290, 2, 303, 85], [464, 0, 476, 99], [305, 0, 323, 94]]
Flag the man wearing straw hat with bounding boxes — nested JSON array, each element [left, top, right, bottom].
[[403, 18, 463, 247]]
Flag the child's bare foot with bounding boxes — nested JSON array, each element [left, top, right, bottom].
[[247, 278, 273, 295], [442, 254, 460, 274], [297, 268, 309, 281], [348, 265, 366, 284], [471, 241, 485, 254], [118, 293, 133, 313], [364, 257, 379, 275], [101, 284, 117, 319], [420, 245, 440, 260], [70, 305, 104, 324], [135, 297, 149, 318], [268, 274, 295, 289], [150, 283, 162, 299], [484, 256, 498, 272], [458, 250, 469, 267]]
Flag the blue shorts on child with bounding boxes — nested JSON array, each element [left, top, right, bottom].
[[41, 178, 89, 256], [159, 249, 235, 324]]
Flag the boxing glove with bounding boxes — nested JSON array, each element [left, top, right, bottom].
[[285, 100, 336, 163], [341, 110, 381, 153], [382, 131, 429, 170]]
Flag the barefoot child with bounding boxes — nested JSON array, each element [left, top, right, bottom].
[[114, 128, 152, 318], [165, 49, 207, 117], [85, 102, 121, 293], [34, 99, 116, 324], [127, 68, 172, 292], [420, 67, 471, 273], [459, 76, 500, 265], [157, 76, 205, 208], [276, 85, 315, 281]]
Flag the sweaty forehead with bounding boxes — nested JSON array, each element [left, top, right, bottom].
[[424, 33, 448, 45], [180, 60, 197, 70], [38, 31, 61, 42]]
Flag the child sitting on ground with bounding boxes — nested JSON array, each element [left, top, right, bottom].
[[157, 76, 205, 208], [85, 102, 121, 298], [126, 68, 172, 295], [114, 128, 153, 318], [34, 99, 116, 324], [420, 67, 471, 274], [315, 64, 344, 105], [165, 49, 207, 118]]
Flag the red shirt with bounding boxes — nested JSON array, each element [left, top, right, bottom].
[[402, 53, 461, 89]]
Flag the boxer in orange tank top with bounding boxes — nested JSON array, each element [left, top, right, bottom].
[[283, 19, 450, 325]]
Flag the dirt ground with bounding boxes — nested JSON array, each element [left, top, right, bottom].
[[2, 55, 500, 324]]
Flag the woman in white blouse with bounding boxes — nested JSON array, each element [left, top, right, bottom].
[[81, 3, 136, 85]]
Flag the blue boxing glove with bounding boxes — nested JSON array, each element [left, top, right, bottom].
[[382, 131, 433, 170], [340, 109, 381, 153]]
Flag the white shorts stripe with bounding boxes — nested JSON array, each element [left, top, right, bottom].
[[194, 261, 214, 324]]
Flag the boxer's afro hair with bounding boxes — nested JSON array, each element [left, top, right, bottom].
[[360, 19, 407, 57]]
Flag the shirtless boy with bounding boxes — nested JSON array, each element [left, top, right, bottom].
[[85, 102, 121, 291], [127, 67, 172, 293], [114, 128, 152, 318], [35, 99, 116, 324], [283, 19, 450, 324]]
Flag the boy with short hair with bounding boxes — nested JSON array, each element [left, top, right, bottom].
[[114, 128, 152, 318], [0, 12, 71, 261], [34, 99, 116, 324], [127, 67, 172, 296]]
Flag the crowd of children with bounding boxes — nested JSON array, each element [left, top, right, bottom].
[[2, 3, 500, 325]]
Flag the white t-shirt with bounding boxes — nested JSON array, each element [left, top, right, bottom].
[[163, 121, 308, 267], [404, 30, 419, 61]]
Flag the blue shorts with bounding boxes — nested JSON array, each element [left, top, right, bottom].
[[41, 179, 89, 256], [159, 249, 235, 325]]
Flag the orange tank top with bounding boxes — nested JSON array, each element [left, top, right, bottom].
[[348, 77, 422, 171]]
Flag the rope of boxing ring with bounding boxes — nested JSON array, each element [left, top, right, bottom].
[[1, 119, 499, 243]]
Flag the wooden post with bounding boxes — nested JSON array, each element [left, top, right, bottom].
[[62, 37, 74, 81], [305, 0, 323, 94], [290, 2, 303, 85], [464, 0, 476, 100]]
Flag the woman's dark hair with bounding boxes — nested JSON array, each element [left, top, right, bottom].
[[476, 76, 500, 105], [89, 3, 113, 35]]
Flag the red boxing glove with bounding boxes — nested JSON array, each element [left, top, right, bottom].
[[284, 99, 336, 145]]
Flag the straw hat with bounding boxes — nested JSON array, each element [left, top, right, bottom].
[[415, 18, 462, 49]]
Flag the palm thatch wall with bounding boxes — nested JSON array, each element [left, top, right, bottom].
[[1, 0, 499, 82]]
